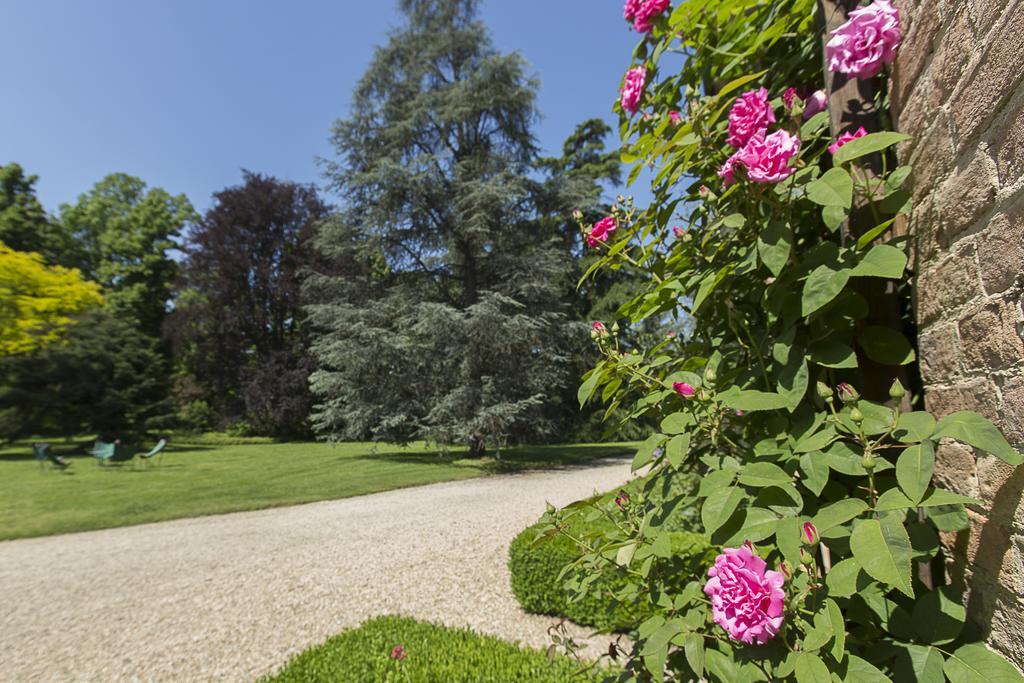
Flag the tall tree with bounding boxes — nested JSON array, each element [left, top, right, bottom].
[[168, 172, 328, 436], [308, 0, 575, 455], [59, 173, 194, 339], [0, 163, 76, 265]]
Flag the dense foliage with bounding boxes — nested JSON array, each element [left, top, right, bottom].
[[168, 172, 329, 436], [308, 0, 588, 454], [0, 163, 76, 266], [541, 1, 1024, 681], [0, 243, 103, 356], [264, 616, 613, 683]]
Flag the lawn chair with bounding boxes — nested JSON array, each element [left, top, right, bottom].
[[139, 438, 168, 466], [33, 443, 70, 470], [90, 441, 116, 465], [108, 444, 136, 465]]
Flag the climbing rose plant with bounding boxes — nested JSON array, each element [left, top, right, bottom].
[[541, 0, 1024, 681]]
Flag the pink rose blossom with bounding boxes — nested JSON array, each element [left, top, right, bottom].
[[614, 489, 631, 509], [826, 0, 901, 79], [673, 382, 696, 397], [726, 87, 776, 149], [669, 110, 682, 125], [624, 0, 671, 32], [620, 66, 647, 116], [586, 216, 618, 248], [804, 89, 828, 119], [592, 321, 607, 335], [734, 130, 801, 183], [783, 87, 798, 111], [828, 125, 868, 154], [803, 522, 818, 545], [390, 645, 407, 661], [672, 225, 685, 238], [718, 150, 743, 187], [704, 546, 786, 645]]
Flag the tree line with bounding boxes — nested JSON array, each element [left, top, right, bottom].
[[1, 0, 649, 452]]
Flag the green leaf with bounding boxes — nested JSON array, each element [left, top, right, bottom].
[[795, 427, 837, 453], [813, 498, 868, 534], [859, 326, 916, 365], [850, 244, 908, 279], [794, 652, 832, 683], [897, 442, 935, 504], [808, 340, 858, 368], [825, 557, 864, 597], [806, 167, 853, 208], [722, 507, 779, 546], [660, 411, 693, 435], [800, 452, 829, 495], [802, 265, 850, 316], [632, 433, 665, 471], [826, 598, 845, 660], [933, 411, 1024, 466], [738, 462, 792, 487], [719, 387, 790, 412], [833, 131, 912, 165], [775, 515, 803, 563], [913, 587, 966, 644], [822, 205, 847, 232], [850, 517, 914, 598], [682, 633, 704, 677], [927, 504, 970, 532], [702, 486, 744, 535], [578, 369, 603, 408], [944, 643, 1023, 683], [758, 220, 793, 277], [855, 217, 897, 250], [895, 411, 937, 443], [661, 433, 688, 470], [698, 469, 736, 497], [895, 645, 946, 683], [777, 354, 809, 413], [843, 654, 893, 682]]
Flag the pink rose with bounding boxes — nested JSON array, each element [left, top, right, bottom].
[[704, 546, 786, 645], [782, 87, 798, 111], [390, 645, 407, 661], [828, 125, 868, 154], [734, 130, 801, 183], [624, 0, 671, 32], [669, 110, 682, 125], [591, 321, 607, 335], [826, 0, 901, 79], [620, 66, 647, 116], [673, 381, 696, 397], [803, 522, 818, 545], [726, 87, 776, 149], [718, 150, 743, 187], [586, 216, 618, 248], [803, 89, 828, 120], [672, 225, 685, 238]]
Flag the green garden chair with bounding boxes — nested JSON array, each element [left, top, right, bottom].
[[90, 441, 116, 465], [139, 438, 168, 465], [33, 443, 70, 470]]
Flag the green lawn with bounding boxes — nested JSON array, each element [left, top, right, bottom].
[[0, 437, 632, 541]]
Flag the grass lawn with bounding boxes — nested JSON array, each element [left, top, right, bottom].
[[0, 437, 632, 541]]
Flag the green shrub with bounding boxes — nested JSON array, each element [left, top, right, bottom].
[[264, 616, 613, 683], [509, 476, 714, 631]]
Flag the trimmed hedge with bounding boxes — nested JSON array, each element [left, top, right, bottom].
[[264, 616, 613, 683], [508, 478, 714, 631]]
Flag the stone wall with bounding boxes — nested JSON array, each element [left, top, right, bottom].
[[890, 0, 1024, 668]]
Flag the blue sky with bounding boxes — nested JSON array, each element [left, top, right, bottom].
[[1, 1, 645, 214]]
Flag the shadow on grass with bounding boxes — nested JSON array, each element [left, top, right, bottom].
[[347, 443, 634, 474]]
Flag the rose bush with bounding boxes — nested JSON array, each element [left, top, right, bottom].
[[539, 0, 1024, 681]]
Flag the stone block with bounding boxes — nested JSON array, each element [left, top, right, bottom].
[[949, 5, 1024, 145], [987, 89, 1024, 188], [909, 113, 956, 202], [934, 440, 980, 498], [976, 198, 1024, 294], [925, 377, 1002, 420], [958, 298, 1024, 371], [919, 321, 962, 382], [936, 149, 998, 238], [916, 243, 983, 325]]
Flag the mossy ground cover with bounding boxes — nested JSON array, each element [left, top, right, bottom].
[[0, 437, 633, 540]]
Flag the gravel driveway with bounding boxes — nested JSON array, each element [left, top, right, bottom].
[[0, 458, 633, 682]]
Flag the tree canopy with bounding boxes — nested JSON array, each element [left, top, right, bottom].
[[308, 0, 577, 455]]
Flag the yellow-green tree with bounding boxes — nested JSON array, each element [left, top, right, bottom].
[[0, 242, 103, 356]]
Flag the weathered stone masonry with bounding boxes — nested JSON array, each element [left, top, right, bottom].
[[891, 0, 1024, 668]]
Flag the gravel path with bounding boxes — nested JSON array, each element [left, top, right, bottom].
[[0, 459, 633, 682]]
